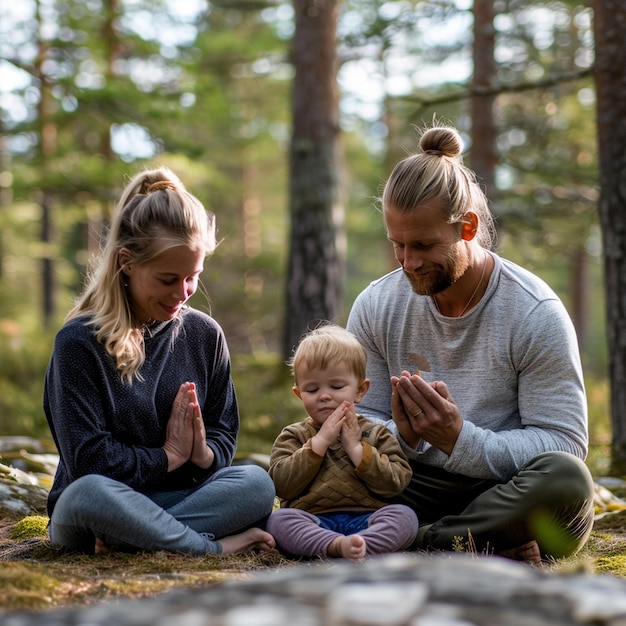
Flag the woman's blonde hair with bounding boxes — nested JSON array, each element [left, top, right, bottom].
[[289, 324, 367, 385], [382, 123, 497, 249], [67, 166, 216, 383]]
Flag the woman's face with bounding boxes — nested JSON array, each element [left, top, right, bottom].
[[121, 245, 205, 325]]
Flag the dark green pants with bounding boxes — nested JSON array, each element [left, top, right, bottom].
[[395, 451, 595, 558]]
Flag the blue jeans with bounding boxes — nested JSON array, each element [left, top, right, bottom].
[[48, 465, 276, 555]]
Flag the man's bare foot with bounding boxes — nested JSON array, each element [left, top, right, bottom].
[[327, 534, 367, 559], [218, 528, 276, 555], [498, 540, 542, 565]]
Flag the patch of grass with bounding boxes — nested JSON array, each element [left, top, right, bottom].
[[594, 554, 626, 577], [3, 514, 626, 614], [0, 531, 294, 613], [0, 563, 60, 611], [560, 526, 626, 578], [587, 539, 626, 577]]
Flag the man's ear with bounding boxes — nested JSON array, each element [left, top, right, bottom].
[[292, 386, 302, 400], [460, 212, 479, 241]]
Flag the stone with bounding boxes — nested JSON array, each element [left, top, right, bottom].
[[4, 553, 626, 626], [0, 466, 48, 520]]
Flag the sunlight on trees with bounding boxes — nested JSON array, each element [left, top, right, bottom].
[[0, 0, 607, 451]]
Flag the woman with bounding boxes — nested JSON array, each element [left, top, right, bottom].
[[44, 167, 276, 556]]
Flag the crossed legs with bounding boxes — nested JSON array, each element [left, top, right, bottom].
[[267, 504, 418, 560]]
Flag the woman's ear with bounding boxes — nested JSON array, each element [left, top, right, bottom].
[[118, 248, 132, 275], [460, 212, 479, 241]]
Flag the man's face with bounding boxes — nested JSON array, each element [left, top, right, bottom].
[[384, 197, 470, 296]]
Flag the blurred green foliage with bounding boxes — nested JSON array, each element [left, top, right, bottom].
[[233, 352, 302, 456], [0, 0, 609, 477], [586, 375, 611, 477], [0, 326, 54, 440]]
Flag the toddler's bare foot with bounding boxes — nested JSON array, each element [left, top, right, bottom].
[[328, 534, 367, 559], [218, 528, 276, 555]]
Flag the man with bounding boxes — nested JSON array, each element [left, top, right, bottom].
[[346, 123, 595, 564]]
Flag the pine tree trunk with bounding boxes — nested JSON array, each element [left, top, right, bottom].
[[470, 0, 497, 204], [36, 0, 56, 327], [283, 0, 343, 358], [593, 0, 626, 473]]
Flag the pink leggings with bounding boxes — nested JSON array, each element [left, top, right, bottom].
[[266, 504, 418, 558]]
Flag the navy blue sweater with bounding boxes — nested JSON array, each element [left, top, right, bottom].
[[44, 308, 239, 516]]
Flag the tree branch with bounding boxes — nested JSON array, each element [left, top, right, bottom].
[[404, 66, 594, 120]]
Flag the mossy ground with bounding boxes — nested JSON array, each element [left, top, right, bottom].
[[0, 518, 294, 612], [0, 371, 621, 613], [3, 511, 626, 614]]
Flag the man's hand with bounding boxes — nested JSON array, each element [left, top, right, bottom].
[[391, 370, 462, 455]]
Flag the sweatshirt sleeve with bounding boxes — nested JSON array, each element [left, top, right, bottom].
[[44, 323, 169, 492], [444, 298, 588, 480]]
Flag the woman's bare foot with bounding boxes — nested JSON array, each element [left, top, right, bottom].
[[94, 537, 110, 555], [218, 527, 276, 555], [327, 534, 367, 559]]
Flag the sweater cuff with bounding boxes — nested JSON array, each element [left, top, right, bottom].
[[357, 441, 373, 473]]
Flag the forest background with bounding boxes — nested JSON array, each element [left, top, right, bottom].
[[0, 0, 612, 477]]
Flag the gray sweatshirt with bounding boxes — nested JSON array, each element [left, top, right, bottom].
[[346, 252, 588, 482]]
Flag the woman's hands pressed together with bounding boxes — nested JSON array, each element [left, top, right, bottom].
[[163, 382, 214, 471], [390, 370, 462, 455]]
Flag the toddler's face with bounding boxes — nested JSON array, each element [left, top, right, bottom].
[[293, 362, 367, 425]]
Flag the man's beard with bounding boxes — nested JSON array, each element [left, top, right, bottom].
[[404, 268, 454, 295], [403, 247, 470, 296]]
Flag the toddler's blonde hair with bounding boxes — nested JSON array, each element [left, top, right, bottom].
[[289, 324, 367, 385]]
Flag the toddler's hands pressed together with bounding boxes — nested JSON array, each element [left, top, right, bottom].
[[311, 401, 350, 456], [340, 404, 364, 467]]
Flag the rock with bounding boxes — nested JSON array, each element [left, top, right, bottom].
[[4, 553, 626, 625], [0, 463, 48, 520]]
